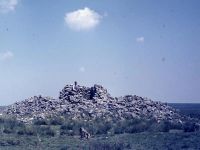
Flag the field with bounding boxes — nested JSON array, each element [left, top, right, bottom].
[[0, 131, 200, 150], [0, 103, 200, 150]]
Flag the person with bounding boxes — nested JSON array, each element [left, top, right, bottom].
[[72, 81, 78, 91], [74, 81, 77, 87]]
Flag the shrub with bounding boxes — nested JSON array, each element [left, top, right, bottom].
[[45, 128, 56, 136], [6, 139, 20, 146], [3, 128, 14, 134], [34, 119, 48, 125], [61, 123, 74, 130], [3, 118, 23, 130], [125, 119, 149, 133], [183, 122, 199, 132], [95, 122, 112, 135], [25, 127, 37, 136], [17, 130, 25, 135], [36, 126, 56, 136], [113, 121, 125, 134], [49, 117, 64, 125], [112, 119, 150, 134], [60, 130, 74, 136]]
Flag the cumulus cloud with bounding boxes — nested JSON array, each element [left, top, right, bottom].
[[0, 0, 18, 13], [136, 36, 144, 43], [79, 67, 85, 72], [0, 51, 14, 61], [65, 7, 102, 31]]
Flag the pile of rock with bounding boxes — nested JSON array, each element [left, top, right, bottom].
[[59, 83, 112, 103], [4, 82, 184, 123], [5, 96, 61, 123], [116, 95, 182, 122]]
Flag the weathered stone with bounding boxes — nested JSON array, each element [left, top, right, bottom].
[[2, 82, 189, 124]]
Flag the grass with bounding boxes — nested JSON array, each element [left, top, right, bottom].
[[0, 132, 200, 150], [0, 115, 200, 150]]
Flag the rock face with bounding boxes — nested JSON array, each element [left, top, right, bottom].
[[4, 82, 183, 123]]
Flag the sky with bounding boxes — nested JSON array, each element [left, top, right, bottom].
[[0, 0, 200, 105]]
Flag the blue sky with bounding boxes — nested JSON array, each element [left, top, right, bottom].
[[0, 0, 200, 105]]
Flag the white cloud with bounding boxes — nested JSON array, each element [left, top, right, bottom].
[[0, 51, 14, 61], [65, 7, 102, 31], [136, 36, 144, 43], [0, 0, 18, 13], [79, 67, 85, 72]]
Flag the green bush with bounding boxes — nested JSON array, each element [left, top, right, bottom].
[[35, 126, 56, 136], [60, 129, 74, 136], [6, 139, 20, 146], [183, 122, 199, 132], [3, 128, 14, 134], [2, 118, 24, 130], [17, 130, 25, 135], [61, 122, 74, 130], [34, 119, 48, 125], [112, 118, 151, 134], [49, 117, 64, 125], [113, 122, 124, 134], [25, 127, 37, 136], [94, 121, 112, 135]]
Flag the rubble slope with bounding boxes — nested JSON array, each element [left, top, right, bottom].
[[5, 83, 183, 123]]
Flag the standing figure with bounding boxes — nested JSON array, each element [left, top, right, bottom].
[[72, 81, 78, 91]]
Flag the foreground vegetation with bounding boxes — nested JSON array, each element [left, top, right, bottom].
[[0, 130, 200, 150], [0, 115, 199, 150]]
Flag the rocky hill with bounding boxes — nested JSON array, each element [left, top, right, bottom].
[[4, 82, 185, 123]]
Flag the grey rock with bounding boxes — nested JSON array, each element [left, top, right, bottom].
[[3, 82, 187, 124]]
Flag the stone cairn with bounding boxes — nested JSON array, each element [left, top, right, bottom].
[[4, 82, 184, 124]]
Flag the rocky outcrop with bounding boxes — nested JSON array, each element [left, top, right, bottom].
[[4, 82, 184, 123]]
